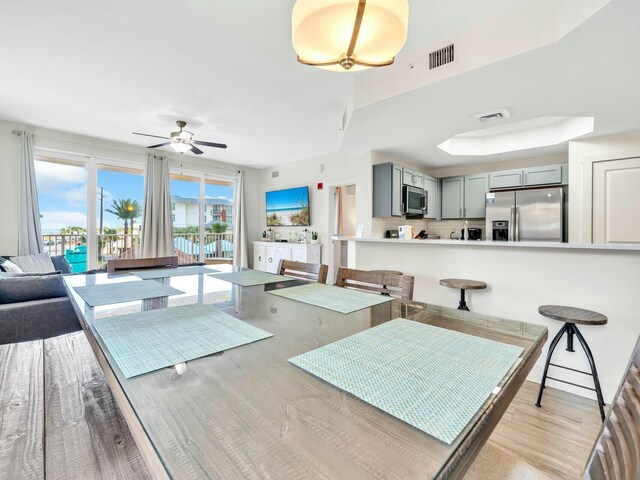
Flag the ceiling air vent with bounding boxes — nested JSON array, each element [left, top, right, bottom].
[[429, 44, 454, 70], [272, 170, 280, 178]]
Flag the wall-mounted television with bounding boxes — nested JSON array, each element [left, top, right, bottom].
[[266, 186, 310, 227]]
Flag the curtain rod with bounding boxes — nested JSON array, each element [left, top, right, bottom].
[[12, 130, 26, 136]]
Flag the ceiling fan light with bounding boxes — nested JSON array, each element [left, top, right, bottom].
[[292, 0, 409, 72], [171, 141, 192, 154]]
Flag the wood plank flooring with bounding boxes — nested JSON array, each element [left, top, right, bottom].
[[468, 380, 602, 479]]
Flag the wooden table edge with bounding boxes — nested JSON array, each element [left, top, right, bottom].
[[435, 326, 549, 480], [64, 282, 171, 480]]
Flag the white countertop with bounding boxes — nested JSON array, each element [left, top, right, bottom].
[[332, 236, 640, 251]]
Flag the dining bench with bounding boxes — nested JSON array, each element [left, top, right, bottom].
[[0, 332, 150, 479]]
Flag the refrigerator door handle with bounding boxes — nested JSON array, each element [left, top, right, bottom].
[[509, 207, 516, 241], [515, 207, 520, 241]]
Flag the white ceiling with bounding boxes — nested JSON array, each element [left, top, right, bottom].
[[0, 0, 638, 169]]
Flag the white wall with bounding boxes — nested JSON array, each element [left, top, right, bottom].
[[568, 130, 640, 243], [257, 150, 373, 270], [0, 119, 260, 255], [351, 240, 640, 404]]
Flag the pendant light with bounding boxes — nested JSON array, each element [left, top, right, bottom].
[[292, 0, 409, 72]]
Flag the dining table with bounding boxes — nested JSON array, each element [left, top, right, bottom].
[[64, 266, 548, 480]]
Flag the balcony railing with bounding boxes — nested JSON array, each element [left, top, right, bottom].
[[42, 232, 234, 272]]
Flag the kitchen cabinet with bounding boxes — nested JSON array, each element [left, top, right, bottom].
[[253, 241, 321, 273], [489, 169, 523, 189], [423, 174, 438, 219], [441, 176, 464, 219], [464, 174, 489, 218], [373, 163, 403, 217], [403, 168, 424, 188], [490, 164, 565, 189], [523, 164, 562, 186]]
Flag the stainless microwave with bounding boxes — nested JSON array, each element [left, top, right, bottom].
[[402, 185, 426, 216]]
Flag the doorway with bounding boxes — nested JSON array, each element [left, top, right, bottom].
[[329, 184, 356, 283]]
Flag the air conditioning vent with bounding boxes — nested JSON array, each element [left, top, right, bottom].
[[272, 170, 279, 178], [429, 44, 454, 70], [479, 112, 504, 122]]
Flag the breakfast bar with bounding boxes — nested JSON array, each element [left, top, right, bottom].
[[339, 236, 640, 404]]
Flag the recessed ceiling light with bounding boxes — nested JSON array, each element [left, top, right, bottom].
[[437, 116, 594, 156]]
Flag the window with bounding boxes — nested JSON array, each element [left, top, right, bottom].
[[169, 173, 235, 263], [97, 165, 144, 267], [35, 158, 88, 272]]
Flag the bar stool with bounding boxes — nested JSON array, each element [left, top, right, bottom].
[[535, 305, 607, 421], [439, 278, 487, 311]]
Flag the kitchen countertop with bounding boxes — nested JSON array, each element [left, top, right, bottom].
[[332, 236, 640, 251]]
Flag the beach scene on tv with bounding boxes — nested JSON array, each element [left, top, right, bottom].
[[266, 186, 310, 226]]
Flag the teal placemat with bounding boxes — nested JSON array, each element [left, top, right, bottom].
[[93, 304, 273, 378], [289, 319, 524, 444], [74, 280, 184, 307], [267, 282, 392, 313], [208, 270, 295, 287], [132, 266, 221, 280]]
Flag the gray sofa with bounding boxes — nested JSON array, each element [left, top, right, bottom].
[[0, 255, 81, 344]]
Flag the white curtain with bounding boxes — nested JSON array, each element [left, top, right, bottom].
[[140, 154, 174, 258], [233, 170, 248, 268], [18, 132, 44, 255]]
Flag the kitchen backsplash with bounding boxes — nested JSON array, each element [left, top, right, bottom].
[[372, 217, 485, 240]]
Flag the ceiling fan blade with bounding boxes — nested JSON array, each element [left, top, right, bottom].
[[193, 140, 228, 149], [133, 132, 170, 140], [190, 145, 204, 155], [147, 142, 172, 148]]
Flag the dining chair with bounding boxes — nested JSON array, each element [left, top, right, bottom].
[[334, 267, 414, 302], [583, 334, 640, 479], [106, 256, 179, 273], [277, 260, 328, 284]]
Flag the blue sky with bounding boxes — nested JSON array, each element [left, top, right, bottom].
[[35, 161, 233, 233]]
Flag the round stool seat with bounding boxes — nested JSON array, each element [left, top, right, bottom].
[[538, 305, 607, 326], [439, 278, 487, 290], [439, 278, 487, 311]]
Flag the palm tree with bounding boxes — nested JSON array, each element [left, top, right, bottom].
[[106, 198, 141, 250]]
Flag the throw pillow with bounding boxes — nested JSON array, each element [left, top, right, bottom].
[[51, 255, 73, 274], [1, 259, 24, 273], [0, 256, 7, 272], [11, 253, 56, 273]]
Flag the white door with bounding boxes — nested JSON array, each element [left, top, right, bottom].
[[593, 157, 640, 243]]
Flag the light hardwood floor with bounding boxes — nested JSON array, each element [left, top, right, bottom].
[[468, 381, 602, 479]]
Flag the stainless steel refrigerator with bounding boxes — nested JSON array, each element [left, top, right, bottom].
[[485, 187, 565, 242]]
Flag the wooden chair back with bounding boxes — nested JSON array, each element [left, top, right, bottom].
[[334, 267, 414, 302], [107, 256, 179, 274], [583, 334, 640, 480], [277, 260, 328, 284]]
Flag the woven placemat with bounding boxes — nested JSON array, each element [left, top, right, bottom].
[[74, 280, 184, 307], [289, 318, 524, 444], [93, 304, 273, 378], [208, 270, 295, 287], [267, 282, 392, 313], [132, 266, 221, 280]]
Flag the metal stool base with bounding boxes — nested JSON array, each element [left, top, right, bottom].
[[535, 322, 606, 422], [457, 289, 469, 311]]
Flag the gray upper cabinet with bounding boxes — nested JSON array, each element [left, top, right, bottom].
[[523, 164, 562, 186], [423, 174, 438, 219], [402, 167, 424, 188], [464, 174, 489, 218], [373, 163, 403, 217], [441, 176, 464, 219], [489, 169, 523, 189]]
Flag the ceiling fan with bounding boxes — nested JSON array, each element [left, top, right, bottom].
[[133, 120, 227, 155]]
